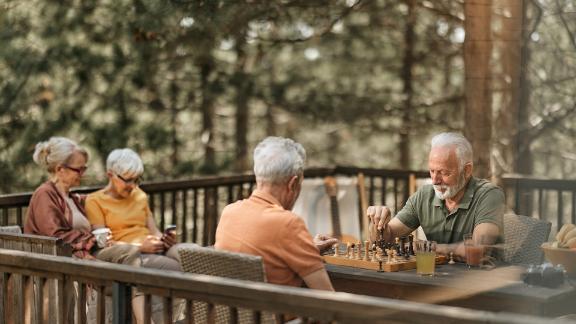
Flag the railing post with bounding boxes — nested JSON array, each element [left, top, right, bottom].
[[112, 282, 132, 324]]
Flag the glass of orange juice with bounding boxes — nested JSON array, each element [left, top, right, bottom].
[[415, 240, 436, 276]]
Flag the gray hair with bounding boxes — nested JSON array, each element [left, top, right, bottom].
[[106, 148, 144, 177], [253, 137, 306, 184], [430, 132, 473, 170], [33, 137, 88, 174]]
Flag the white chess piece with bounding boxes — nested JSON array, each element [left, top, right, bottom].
[[448, 251, 455, 265]]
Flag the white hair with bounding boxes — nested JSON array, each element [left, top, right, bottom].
[[253, 137, 306, 184], [33, 137, 88, 174], [106, 148, 144, 177], [430, 132, 473, 170]]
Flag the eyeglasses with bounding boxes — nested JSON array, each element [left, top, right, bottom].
[[63, 164, 87, 174], [115, 173, 142, 185]]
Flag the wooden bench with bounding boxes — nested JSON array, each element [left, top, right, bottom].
[[0, 226, 73, 323]]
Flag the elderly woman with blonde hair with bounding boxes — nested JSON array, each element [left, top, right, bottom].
[[25, 136, 98, 258]]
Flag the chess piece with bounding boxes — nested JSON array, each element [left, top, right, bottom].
[[364, 241, 370, 260], [386, 249, 393, 263], [394, 237, 402, 256], [408, 234, 415, 256], [333, 243, 339, 257], [371, 247, 379, 262], [392, 250, 398, 263], [376, 246, 384, 261], [346, 242, 352, 258], [399, 236, 406, 256], [448, 251, 455, 265]]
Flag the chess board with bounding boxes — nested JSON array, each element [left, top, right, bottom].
[[323, 254, 447, 272]]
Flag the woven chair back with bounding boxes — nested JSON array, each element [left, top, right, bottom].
[[503, 213, 551, 265], [178, 246, 275, 323]]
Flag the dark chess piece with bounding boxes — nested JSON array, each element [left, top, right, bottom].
[[394, 237, 402, 256], [408, 234, 415, 256], [377, 239, 387, 256]]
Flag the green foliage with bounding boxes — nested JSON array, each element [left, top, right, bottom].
[[1, 0, 574, 193]]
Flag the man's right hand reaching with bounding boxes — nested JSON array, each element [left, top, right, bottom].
[[367, 206, 392, 242]]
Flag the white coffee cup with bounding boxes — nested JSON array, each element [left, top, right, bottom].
[[91, 228, 111, 248]]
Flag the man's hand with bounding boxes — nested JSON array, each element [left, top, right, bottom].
[[367, 206, 392, 242], [139, 235, 165, 254], [314, 234, 338, 254]]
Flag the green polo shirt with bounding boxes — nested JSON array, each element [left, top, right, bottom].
[[395, 177, 504, 244]]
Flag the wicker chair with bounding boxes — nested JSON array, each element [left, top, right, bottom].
[[178, 246, 275, 323], [503, 213, 551, 265]]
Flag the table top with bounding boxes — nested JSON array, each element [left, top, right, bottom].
[[326, 262, 576, 316], [327, 262, 575, 299]]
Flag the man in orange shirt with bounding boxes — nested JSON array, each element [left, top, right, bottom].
[[215, 137, 337, 290]]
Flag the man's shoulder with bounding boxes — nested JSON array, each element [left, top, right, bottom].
[[472, 178, 504, 194], [411, 183, 436, 200]]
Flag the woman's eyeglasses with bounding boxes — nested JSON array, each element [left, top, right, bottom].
[[63, 165, 87, 174], [115, 173, 142, 185]]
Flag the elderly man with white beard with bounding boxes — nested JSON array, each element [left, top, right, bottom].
[[368, 132, 504, 261]]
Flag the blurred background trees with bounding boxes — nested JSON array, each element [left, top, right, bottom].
[[0, 0, 575, 193]]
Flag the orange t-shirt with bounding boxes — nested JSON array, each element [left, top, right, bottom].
[[215, 190, 324, 287], [85, 187, 151, 244]]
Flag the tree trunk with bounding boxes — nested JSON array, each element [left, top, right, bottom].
[[464, 0, 493, 179], [233, 35, 253, 173], [399, 0, 416, 169], [169, 81, 180, 168], [199, 59, 216, 173], [492, 0, 524, 184], [515, 0, 535, 216], [265, 104, 277, 136], [516, 0, 533, 175]]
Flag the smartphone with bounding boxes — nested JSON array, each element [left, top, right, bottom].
[[163, 224, 177, 235]]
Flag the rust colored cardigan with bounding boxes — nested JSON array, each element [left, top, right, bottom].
[[24, 181, 96, 259]]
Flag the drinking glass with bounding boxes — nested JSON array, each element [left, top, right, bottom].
[[415, 240, 436, 276], [464, 233, 485, 268]]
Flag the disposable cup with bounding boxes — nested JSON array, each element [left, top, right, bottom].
[[91, 228, 111, 248]]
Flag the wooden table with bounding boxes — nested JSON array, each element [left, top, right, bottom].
[[326, 262, 576, 317]]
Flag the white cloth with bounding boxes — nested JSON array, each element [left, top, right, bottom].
[[292, 177, 361, 240]]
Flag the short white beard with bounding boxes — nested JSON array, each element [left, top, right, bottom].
[[433, 171, 468, 200]]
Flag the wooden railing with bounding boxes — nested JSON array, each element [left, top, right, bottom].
[[0, 248, 553, 324], [2, 167, 574, 244], [502, 174, 576, 235], [0, 167, 428, 246]]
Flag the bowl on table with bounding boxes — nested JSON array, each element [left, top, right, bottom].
[[541, 242, 576, 277]]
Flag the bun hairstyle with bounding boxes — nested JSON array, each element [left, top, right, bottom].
[[33, 137, 88, 174]]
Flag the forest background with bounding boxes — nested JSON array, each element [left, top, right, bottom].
[[1, 0, 575, 194]]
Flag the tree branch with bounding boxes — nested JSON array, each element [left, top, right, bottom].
[[555, 0, 576, 50], [526, 102, 576, 141], [257, 0, 365, 44]]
